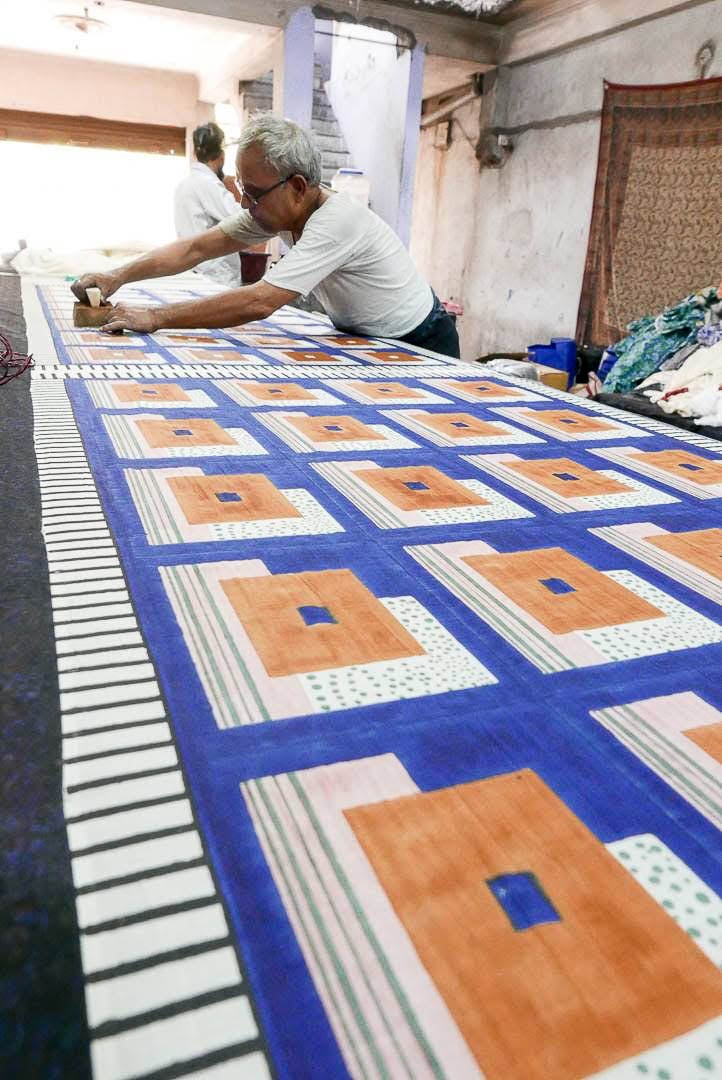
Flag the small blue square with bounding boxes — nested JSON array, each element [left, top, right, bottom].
[[552, 472, 578, 482], [451, 421, 470, 429], [216, 492, 242, 503], [141, 389, 158, 396], [679, 462, 703, 471], [559, 417, 579, 425], [269, 388, 283, 394], [487, 872, 560, 931], [298, 605, 336, 627], [174, 428, 193, 436], [540, 578, 575, 595], [325, 425, 344, 432], [404, 481, 429, 491]]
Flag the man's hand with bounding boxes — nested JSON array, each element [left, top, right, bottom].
[[71, 272, 121, 304], [101, 305, 159, 335]]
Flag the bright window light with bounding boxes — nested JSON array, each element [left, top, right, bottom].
[[0, 140, 187, 253]]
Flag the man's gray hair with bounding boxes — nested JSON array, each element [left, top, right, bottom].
[[236, 113, 322, 186]]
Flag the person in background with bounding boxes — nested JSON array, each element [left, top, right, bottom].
[[73, 113, 460, 359], [174, 122, 241, 287]]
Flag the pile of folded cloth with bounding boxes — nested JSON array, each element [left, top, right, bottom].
[[601, 286, 722, 425]]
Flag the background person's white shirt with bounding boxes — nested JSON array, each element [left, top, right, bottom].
[[174, 162, 241, 288], [219, 193, 433, 337]]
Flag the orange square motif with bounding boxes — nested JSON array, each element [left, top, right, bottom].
[[346, 769, 722, 1080], [167, 474, 300, 524], [240, 382, 316, 402], [636, 450, 722, 485], [84, 348, 153, 362], [354, 466, 487, 511], [519, 409, 618, 434], [324, 336, 371, 347], [420, 412, 509, 439], [284, 350, 344, 363], [114, 383, 191, 404], [505, 457, 629, 497], [136, 418, 236, 448], [286, 415, 384, 443], [184, 349, 242, 362], [462, 547, 662, 633], [647, 527, 722, 580], [348, 382, 424, 401], [448, 380, 525, 399], [221, 569, 425, 676], [367, 351, 422, 362]]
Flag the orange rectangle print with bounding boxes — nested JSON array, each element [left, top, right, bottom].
[[448, 380, 525, 399], [521, 409, 619, 434], [285, 415, 384, 443], [239, 382, 316, 402], [136, 418, 236, 448], [348, 381, 424, 401], [221, 568, 425, 677], [168, 474, 300, 524], [355, 466, 487, 511], [345, 769, 722, 1079], [420, 413, 510, 439], [640, 451, 722, 485], [114, 383, 191, 403], [647, 527, 722, 580], [462, 547, 662, 633], [506, 457, 629, 497]]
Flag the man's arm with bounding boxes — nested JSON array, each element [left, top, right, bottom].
[[71, 226, 247, 303], [101, 279, 298, 334]]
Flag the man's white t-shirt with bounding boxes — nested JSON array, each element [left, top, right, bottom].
[[174, 162, 241, 288], [218, 193, 433, 337]]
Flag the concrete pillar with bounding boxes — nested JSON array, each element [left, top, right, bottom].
[[280, 7, 315, 129], [397, 42, 425, 247]]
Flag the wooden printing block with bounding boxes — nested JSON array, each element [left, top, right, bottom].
[[73, 301, 115, 328]]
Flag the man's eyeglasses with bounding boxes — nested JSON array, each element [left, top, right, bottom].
[[240, 176, 292, 210]]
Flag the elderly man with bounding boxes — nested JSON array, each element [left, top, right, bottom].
[[72, 113, 460, 358]]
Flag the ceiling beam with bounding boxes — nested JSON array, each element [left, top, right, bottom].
[[132, 0, 501, 63], [499, 0, 716, 66]]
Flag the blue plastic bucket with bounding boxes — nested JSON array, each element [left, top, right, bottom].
[[551, 337, 578, 388]]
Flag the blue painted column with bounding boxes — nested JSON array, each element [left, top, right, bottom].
[[397, 42, 425, 247], [281, 7, 315, 129]]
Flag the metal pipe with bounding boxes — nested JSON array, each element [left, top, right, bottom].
[[420, 89, 480, 128]]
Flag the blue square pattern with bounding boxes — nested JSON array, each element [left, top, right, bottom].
[[324, 425, 344, 433], [487, 872, 561, 931], [552, 472, 579, 482], [298, 605, 337, 627], [540, 578, 576, 595], [174, 428, 193, 436], [404, 481, 430, 492], [216, 492, 242, 503]]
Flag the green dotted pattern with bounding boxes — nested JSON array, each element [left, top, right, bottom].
[[416, 479, 533, 526], [208, 489, 343, 541], [300, 595, 497, 712], [580, 571, 722, 662], [590, 835, 722, 1079]]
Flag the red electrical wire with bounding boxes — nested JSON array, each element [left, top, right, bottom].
[[0, 332, 33, 385]]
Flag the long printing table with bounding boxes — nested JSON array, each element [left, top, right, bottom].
[[10, 270, 722, 1079]]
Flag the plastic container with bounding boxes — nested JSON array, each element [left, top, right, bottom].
[[551, 337, 578, 389], [527, 343, 558, 367], [330, 168, 370, 207], [597, 349, 618, 384]]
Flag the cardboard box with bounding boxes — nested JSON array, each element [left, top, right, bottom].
[[529, 363, 569, 391]]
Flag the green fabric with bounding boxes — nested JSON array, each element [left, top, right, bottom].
[[603, 288, 719, 394]]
